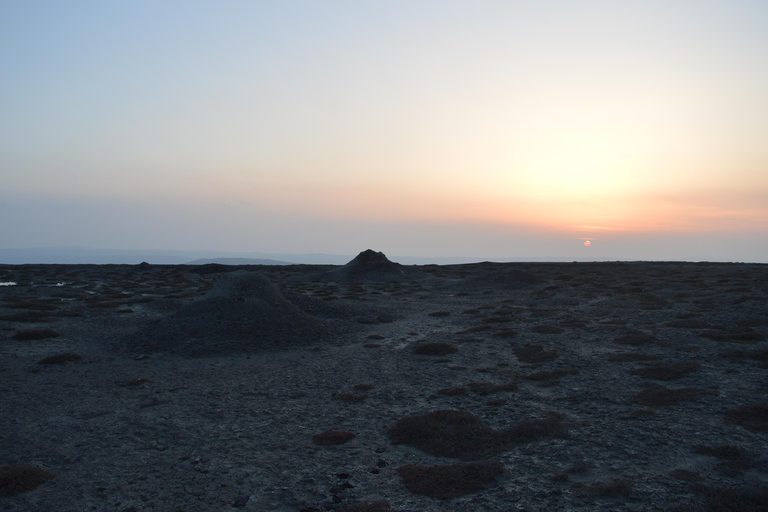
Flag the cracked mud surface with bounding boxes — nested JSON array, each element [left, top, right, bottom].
[[1, 260, 767, 511]]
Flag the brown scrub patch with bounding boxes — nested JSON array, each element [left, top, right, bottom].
[[397, 460, 504, 499]]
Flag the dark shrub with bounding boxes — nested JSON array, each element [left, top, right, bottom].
[[437, 387, 469, 396], [481, 316, 512, 324], [581, 478, 634, 497], [467, 382, 518, 395], [388, 410, 509, 459], [12, 329, 60, 341], [3, 300, 58, 311], [666, 320, 711, 328], [634, 387, 715, 408], [724, 349, 768, 366], [508, 412, 568, 443], [513, 344, 557, 363], [337, 393, 367, 401], [0, 311, 55, 322], [412, 343, 458, 356], [38, 352, 82, 365], [313, 430, 356, 445], [724, 403, 768, 432], [0, 465, 56, 497], [700, 327, 765, 343], [609, 352, 661, 362], [673, 486, 768, 512], [456, 325, 491, 334], [119, 378, 151, 387], [630, 361, 700, 381], [525, 369, 578, 382], [339, 501, 392, 512], [532, 325, 564, 334], [693, 444, 749, 461], [615, 333, 656, 346], [397, 460, 504, 499], [669, 468, 702, 483], [389, 410, 569, 460]]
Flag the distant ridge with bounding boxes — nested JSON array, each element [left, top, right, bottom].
[[184, 257, 293, 266]]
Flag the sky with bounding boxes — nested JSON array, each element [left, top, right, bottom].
[[2, 1, 767, 262]]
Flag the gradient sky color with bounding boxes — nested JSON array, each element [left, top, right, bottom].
[[2, 1, 767, 262]]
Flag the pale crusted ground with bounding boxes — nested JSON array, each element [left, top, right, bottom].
[[1, 260, 767, 512]]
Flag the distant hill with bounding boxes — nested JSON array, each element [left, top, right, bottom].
[[184, 257, 293, 266]]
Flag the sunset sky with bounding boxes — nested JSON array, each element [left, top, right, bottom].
[[2, 1, 767, 262]]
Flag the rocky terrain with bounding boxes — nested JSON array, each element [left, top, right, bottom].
[[1, 251, 767, 511]]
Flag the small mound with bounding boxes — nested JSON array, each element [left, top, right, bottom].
[[328, 250, 405, 281], [397, 460, 504, 499], [129, 271, 326, 356]]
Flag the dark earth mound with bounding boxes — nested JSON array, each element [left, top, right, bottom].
[[326, 250, 406, 282], [127, 271, 329, 356]]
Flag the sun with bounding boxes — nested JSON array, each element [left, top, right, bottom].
[[584, 240, 592, 247]]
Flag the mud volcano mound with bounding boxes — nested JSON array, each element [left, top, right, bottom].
[[129, 271, 325, 356], [327, 249, 406, 281]]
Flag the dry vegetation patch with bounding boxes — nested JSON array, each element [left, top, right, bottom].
[[725, 349, 768, 368], [507, 412, 569, 443], [388, 410, 508, 459], [466, 382, 518, 395], [578, 478, 634, 498], [524, 369, 578, 383], [11, 329, 61, 340], [673, 486, 768, 512], [412, 343, 458, 356], [37, 352, 82, 365], [336, 393, 367, 402], [437, 386, 469, 396], [313, 431, 356, 445], [513, 344, 558, 363], [724, 403, 768, 432], [633, 386, 715, 408], [531, 325, 564, 334], [629, 361, 700, 381], [700, 327, 765, 343], [339, 501, 392, 512], [119, 378, 151, 387], [0, 465, 56, 497], [665, 320, 712, 328], [609, 352, 662, 362], [614, 332, 656, 346], [396, 461, 504, 499]]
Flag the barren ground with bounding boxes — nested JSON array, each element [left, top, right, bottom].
[[1, 258, 767, 512]]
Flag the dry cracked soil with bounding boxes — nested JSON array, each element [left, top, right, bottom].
[[1, 253, 767, 512]]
